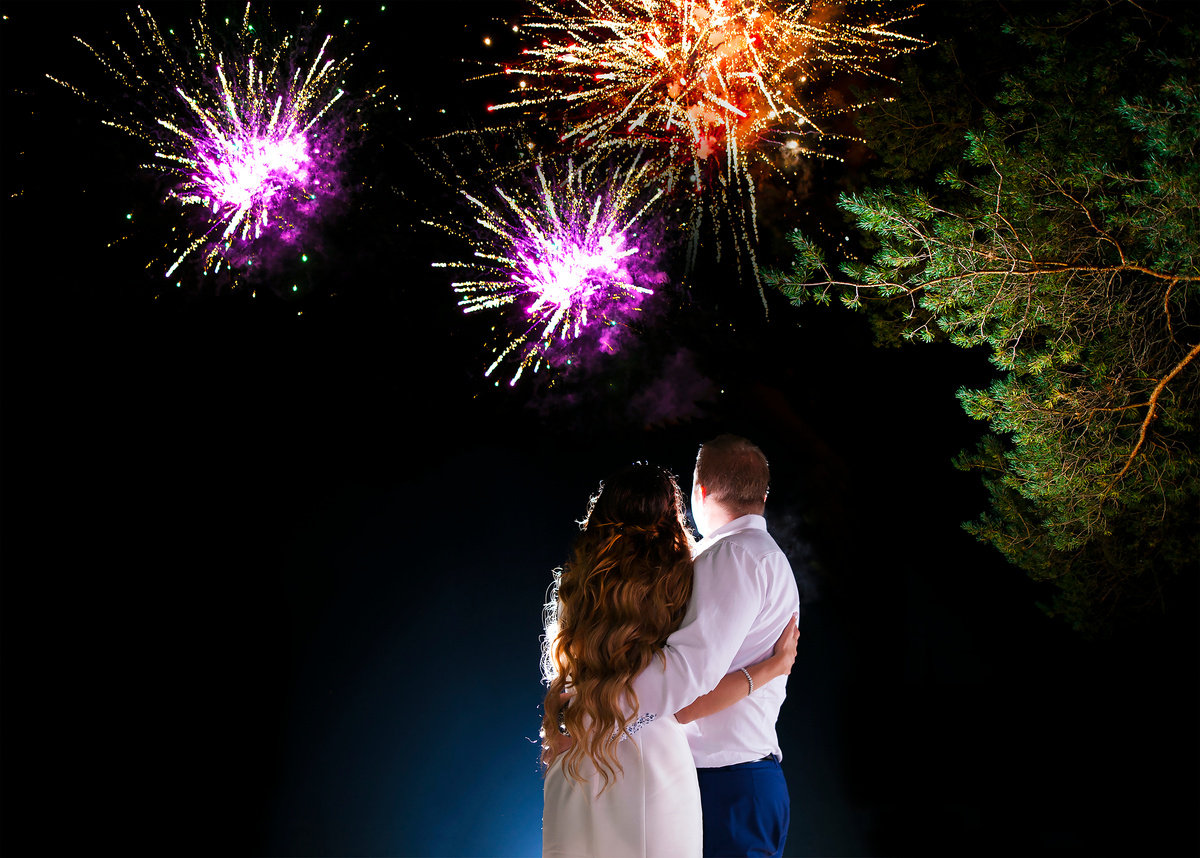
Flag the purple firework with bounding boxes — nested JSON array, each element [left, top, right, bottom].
[[431, 158, 667, 384], [50, 4, 354, 281]]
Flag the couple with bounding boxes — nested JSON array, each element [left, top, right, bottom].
[[541, 435, 801, 858]]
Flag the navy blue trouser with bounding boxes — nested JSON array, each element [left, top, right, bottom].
[[696, 756, 790, 858]]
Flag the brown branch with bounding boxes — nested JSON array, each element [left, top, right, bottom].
[[1047, 181, 1127, 262], [1104, 340, 1200, 492], [788, 262, 1195, 300], [1164, 278, 1177, 342], [960, 260, 1200, 283], [1072, 403, 1152, 415]]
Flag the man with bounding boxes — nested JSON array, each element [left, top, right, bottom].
[[632, 434, 801, 858]]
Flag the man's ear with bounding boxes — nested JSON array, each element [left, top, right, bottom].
[[698, 484, 708, 501]]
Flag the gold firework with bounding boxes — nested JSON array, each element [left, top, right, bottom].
[[491, 0, 925, 299]]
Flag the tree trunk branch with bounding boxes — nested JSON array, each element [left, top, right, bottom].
[[1105, 340, 1200, 492]]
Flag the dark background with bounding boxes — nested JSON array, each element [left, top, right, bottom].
[[2, 2, 1197, 856]]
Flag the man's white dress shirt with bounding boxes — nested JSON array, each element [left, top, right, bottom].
[[632, 514, 800, 767]]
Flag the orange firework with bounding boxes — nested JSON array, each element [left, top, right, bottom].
[[490, 0, 925, 296], [495, 0, 922, 183]]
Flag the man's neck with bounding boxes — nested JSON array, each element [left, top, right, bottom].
[[701, 503, 748, 536]]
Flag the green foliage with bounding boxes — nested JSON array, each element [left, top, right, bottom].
[[769, 2, 1200, 632], [763, 230, 833, 306]]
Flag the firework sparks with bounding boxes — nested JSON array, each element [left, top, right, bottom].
[[429, 158, 667, 385], [490, 0, 924, 298], [49, 3, 357, 281]]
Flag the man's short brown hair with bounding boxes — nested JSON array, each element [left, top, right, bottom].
[[695, 434, 770, 516]]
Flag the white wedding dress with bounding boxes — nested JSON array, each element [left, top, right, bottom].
[[542, 715, 702, 858]]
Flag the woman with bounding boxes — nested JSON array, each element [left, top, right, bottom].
[[540, 463, 798, 858]]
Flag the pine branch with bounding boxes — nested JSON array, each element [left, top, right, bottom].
[[1104, 340, 1200, 491]]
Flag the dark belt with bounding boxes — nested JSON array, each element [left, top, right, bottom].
[[700, 754, 779, 771]]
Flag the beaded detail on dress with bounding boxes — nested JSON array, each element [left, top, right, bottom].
[[622, 712, 657, 739]]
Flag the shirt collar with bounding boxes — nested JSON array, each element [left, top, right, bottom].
[[695, 513, 766, 554]]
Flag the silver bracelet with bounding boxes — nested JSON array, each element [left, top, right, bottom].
[[740, 667, 753, 696]]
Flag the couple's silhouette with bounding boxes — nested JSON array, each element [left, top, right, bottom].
[[541, 435, 800, 858]]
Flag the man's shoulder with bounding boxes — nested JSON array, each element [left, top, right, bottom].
[[696, 525, 788, 568]]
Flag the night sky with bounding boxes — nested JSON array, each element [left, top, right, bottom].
[[2, 2, 1197, 856]]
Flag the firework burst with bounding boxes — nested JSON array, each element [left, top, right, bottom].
[[49, 2, 360, 282], [429, 157, 669, 385], [490, 0, 924, 296]]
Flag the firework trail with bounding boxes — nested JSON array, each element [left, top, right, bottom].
[[489, 0, 924, 299], [49, 2, 360, 281], [428, 156, 668, 385]]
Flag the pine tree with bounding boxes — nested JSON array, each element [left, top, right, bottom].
[[767, 2, 1200, 632]]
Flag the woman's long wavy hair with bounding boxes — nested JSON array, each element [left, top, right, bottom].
[[541, 462, 695, 792]]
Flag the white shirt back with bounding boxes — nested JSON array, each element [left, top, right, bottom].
[[631, 514, 801, 767]]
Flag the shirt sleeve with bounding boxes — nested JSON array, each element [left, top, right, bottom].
[[630, 539, 764, 719]]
